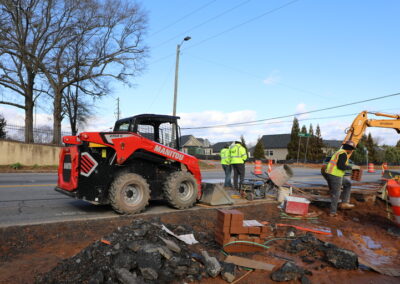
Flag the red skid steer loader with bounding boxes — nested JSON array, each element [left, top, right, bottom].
[[55, 114, 208, 214]]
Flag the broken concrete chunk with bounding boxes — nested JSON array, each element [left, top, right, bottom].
[[326, 247, 358, 269], [201, 251, 222, 278], [160, 236, 181, 253], [271, 261, 311, 282], [158, 246, 173, 260], [115, 268, 139, 284], [140, 267, 158, 280], [221, 262, 236, 283]]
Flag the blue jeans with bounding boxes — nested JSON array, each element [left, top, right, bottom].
[[222, 164, 232, 187], [326, 173, 352, 214]]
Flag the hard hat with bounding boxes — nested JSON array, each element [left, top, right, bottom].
[[342, 140, 356, 150]]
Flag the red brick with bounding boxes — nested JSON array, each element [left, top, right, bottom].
[[230, 225, 249, 234], [260, 233, 268, 239], [248, 226, 261, 235], [217, 210, 232, 227], [261, 225, 269, 233], [238, 234, 249, 240], [230, 210, 244, 224]]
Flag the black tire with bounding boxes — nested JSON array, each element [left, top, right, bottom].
[[163, 171, 198, 209], [109, 173, 150, 214]]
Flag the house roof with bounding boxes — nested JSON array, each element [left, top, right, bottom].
[[323, 140, 342, 148], [212, 141, 233, 153], [260, 134, 291, 149], [180, 135, 194, 146]]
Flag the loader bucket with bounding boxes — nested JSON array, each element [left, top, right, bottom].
[[199, 183, 234, 206]]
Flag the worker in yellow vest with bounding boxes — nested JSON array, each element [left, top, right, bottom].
[[220, 144, 232, 188], [325, 140, 357, 217], [230, 141, 248, 191]]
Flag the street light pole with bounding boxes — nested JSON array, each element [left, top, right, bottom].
[[172, 36, 191, 116]]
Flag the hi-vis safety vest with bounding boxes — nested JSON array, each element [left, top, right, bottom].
[[220, 148, 231, 165], [325, 149, 348, 177], [230, 144, 247, 164]]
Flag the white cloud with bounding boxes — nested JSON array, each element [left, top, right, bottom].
[[263, 71, 280, 85]]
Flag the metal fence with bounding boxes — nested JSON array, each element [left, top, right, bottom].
[[3, 124, 71, 144]]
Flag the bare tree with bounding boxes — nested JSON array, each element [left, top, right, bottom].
[[38, 0, 148, 144], [0, 0, 53, 142]]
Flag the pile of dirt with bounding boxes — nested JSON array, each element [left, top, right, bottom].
[[36, 218, 222, 283]]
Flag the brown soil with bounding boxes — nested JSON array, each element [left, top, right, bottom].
[[0, 198, 399, 284]]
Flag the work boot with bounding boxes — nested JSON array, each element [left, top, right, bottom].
[[339, 202, 355, 209], [328, 212, 337, 217]]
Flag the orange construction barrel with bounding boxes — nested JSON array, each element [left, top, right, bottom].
[[387, 179, 400, 226], [254, 160, 263, 175], [367, 163, 375, 173], [268, 160, 273, 173], [382, 162, 388, 176]]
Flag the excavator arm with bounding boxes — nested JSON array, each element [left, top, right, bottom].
[[343, 111, 400, 147]]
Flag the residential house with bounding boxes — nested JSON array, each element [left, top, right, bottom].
[[212, 141, 234, 155], [180, 135, 212, 156], [258, 134, 291, 161]]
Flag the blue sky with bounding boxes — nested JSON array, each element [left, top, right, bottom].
[[1, 0, 400, 145]]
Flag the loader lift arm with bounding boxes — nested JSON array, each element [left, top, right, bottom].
[[343, 111, 400, 147]]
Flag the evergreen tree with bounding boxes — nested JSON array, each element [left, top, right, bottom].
[[240, 135, 248, 155], [0, 114, 6, 139], [396, 140, 400, 148], [366, 133, 378, 163], [307, 124, 315, 161], [352, 135, 367, 165], [253, 137, 266, 160], [286, 117, 300, 160]]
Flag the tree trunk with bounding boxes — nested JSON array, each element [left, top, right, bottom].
[[25, 99, 34, 143], [24, 72, 35, 143], [52, 89, 63, 145]]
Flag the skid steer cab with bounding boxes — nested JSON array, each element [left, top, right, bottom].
[[55, 114, 202, 214]]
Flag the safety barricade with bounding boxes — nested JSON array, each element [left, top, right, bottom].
[[367, 163, 375, 173], [254, 160, 263, 175], [387, 179, 400, 226], [268, 160, 273, 173]]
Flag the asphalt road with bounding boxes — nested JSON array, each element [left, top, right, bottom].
[[0, 166, 383, 227]]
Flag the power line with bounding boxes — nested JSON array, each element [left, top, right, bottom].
[[149, 0, 299, 65], [149, 0, 217, 38], [181, 92, 400, 129], [152, 0, 251, 49], [183, 0, 300, 52]]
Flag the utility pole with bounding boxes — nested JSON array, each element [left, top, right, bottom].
[[296, 136, 302, 164], [172, 36, 191, 116], [304, 135, 310, 163], [115, 97, 121, 120]]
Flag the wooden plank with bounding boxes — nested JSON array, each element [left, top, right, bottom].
[[225, 255, 275, 271]]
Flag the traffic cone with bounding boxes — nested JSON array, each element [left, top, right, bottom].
[[254, 160, 263, 175], [268, 160, 273, 173], [387, 179, 400, 226], [382, 163, 388, 176], [367, 163, 375, 173]]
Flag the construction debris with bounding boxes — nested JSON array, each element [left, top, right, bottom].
[[271, 261, 311, 282], [36, 219, 209, 283]]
